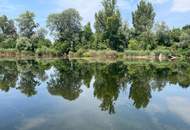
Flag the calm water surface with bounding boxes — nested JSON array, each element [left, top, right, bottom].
[[0, 59, 190, 130]]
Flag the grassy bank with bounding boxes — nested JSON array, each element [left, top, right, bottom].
[[0, 48, 60, 58], [0, 48, 189, 61], [69, 49, 176, 61]]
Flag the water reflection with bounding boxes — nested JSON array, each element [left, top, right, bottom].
[[0, 59, 190, 114]]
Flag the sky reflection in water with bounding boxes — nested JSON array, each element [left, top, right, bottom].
[[0, 59, 190, 130]]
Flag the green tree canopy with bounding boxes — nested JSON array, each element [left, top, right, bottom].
[[95, 0, 123, 51], [47, 8, 82, 52], [80, 22, 94, 49], [132, 0, 155, 35], [155, 22, 171, 46], [16, 11, 38, 38], [0, 15, 17, 39]]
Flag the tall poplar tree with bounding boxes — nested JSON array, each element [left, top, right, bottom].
[[95, 0, 123, 51], [132, 0, 155, 35]]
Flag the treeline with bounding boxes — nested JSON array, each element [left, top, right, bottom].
[[0, 0, 190, 57]]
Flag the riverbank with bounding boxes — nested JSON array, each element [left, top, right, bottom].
[[69, 49, 176, 61], [0, 49, 188, 61], [0, 49, 60, 59]]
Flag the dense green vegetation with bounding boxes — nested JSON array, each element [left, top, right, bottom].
[[0, 0, 190, 58]]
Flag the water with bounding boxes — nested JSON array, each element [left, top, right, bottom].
[[0, 59, 190, 130]]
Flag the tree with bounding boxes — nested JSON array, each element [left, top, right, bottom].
[[35, 27, 47, 40], [47, 8, 82, 53], [0, 15, 17, 39], [16, 11, 38, 38], [132, 0, 156, 50], [132, 0, 155, 35], [32, 27, 51, 48], [94, 0, 123, 51], [80, 22, 94, 49], [182, 25, 190, 30], [0, 15, 17, 49], [170, 28, 181, 43], [140, 30, 156, 50], [118, 22, 131, 49], [178, 29, 190, 49], [155, 22, 171, 46], [176, 25, 190, 49]]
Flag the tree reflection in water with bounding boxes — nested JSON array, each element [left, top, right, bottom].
[[0, 59, 190, 114]]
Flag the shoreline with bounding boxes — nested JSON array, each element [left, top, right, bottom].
[[0, 49, 180, 61]]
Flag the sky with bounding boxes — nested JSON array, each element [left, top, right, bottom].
[[0, 0, 190, 29]]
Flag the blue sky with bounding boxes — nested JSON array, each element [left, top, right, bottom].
[[0, 0, 190, 28]]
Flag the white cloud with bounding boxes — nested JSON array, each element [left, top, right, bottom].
[[0, 0, 24, 17], [147, 0, 168, 4], [54, 0, 130, 25], [171, 0, 190, 12], [19, 117, 47, 130], [167, 96, 190, 124], [55, 0, 102, 25], [0, 0, 16, 14]]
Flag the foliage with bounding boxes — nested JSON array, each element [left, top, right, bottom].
[[16, 11, 38, 38], [80, 22, 94, 49], [155, 22, 171, 46], [139, 30, 156, 50], [95, 0, 123, 51], [0, 15, 17, 49], [36, 46, 58, 57], [53, 41, 70, 55], [0, 38, 16, 49], [128, 39, 141, 50], [132, 0, 155, 35], [35, 27, 48, 40], [178, 29, 190, 49], [118, 22, 131, 49], [47, 8, 82, 52], [0, 15, 17, 40], [152, 48, 172, 57], [170, 28, 181, 43], [16, 37, 33, 51], [37, 39, 52, 48], [124, 50, 151, 56]]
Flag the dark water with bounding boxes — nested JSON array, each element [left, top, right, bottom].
[[0, 59, 190, 130]]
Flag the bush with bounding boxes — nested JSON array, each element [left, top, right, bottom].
[[75, 48, 86, 57], [36, 46, 58, 57], [178, 49, 190, 58], [153, 49, 172, 57], [128, 39, 140, 50], [0, 48, 17, 52], [0, 38, 16, 49], [178, 31, 190, 49], [53, 41, 70, 55], [139, 31, 157, 50], [16, 37, 33, 51], [125, 50, 151, 56]]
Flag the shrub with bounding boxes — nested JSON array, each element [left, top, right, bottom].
[[153, 49, 171, 57], [125, 50, 150, 56], [16, 37, 33, 51], [74, 48, 86, 57], [0, 38, 16, 49], [128, 39, 140, 50], [53, 41, 70, 55], [0, 48, 17, 52], [37, 39, 52, 48], [36, 46, 58, 57]]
